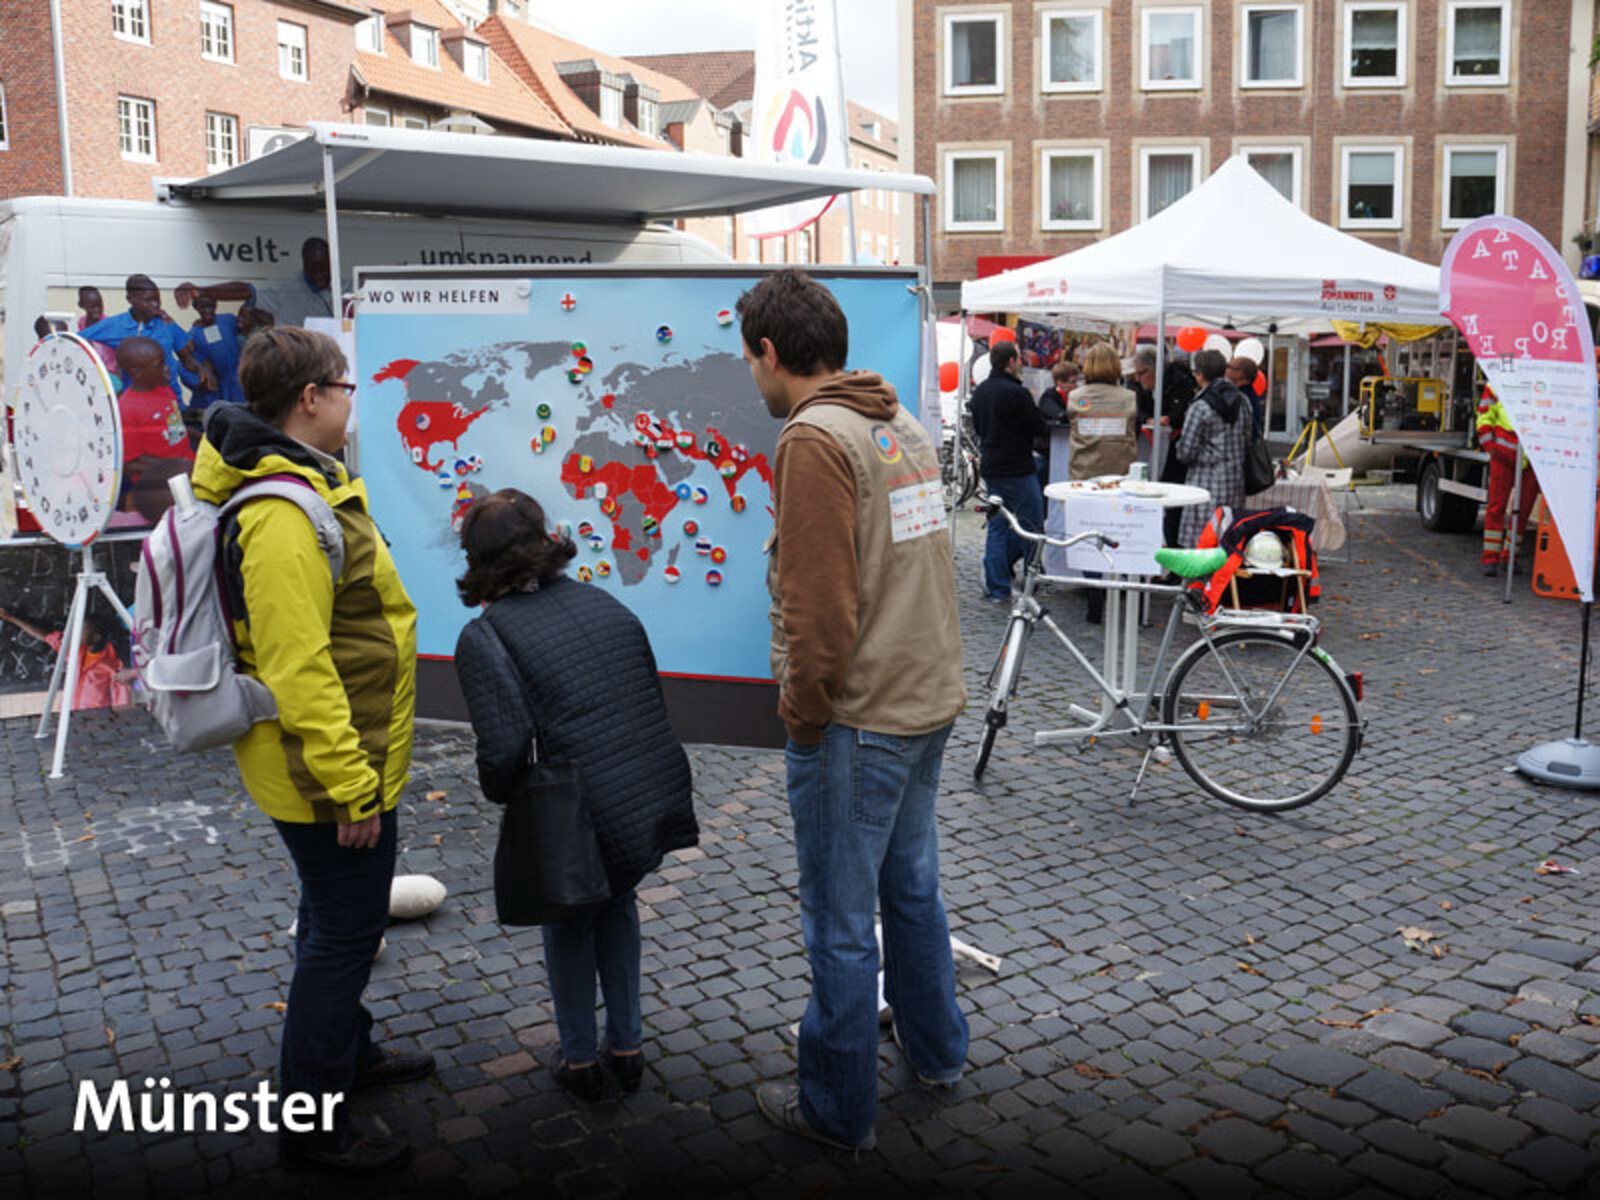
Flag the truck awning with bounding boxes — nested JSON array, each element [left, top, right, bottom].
[[166, 122, 935, 224]]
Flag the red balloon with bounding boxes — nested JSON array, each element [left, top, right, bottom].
[[1253, 372, 1268, 397], [1175, 326, 1207, 353], [989, 327, 1016, 345], [938, 361, 960, 391]]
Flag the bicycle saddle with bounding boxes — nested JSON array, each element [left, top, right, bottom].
[[1153, 547, 1227, 579]]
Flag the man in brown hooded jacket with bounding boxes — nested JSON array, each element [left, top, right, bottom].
[[741, 270, 968, 1152]]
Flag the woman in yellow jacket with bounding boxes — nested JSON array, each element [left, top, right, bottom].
[[191, 328, 426, 1174]]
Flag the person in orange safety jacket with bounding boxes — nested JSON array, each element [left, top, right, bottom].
[[1476, 385, 1540, 575]]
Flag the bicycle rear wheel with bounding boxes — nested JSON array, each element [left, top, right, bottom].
[[1161, 630, 1358, 812]]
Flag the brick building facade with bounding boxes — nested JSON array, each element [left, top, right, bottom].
[[0, 0, 366, 202], [899, 0, 1595, 293]]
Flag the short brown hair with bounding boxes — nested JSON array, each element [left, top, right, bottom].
[[1082, 343, 1122, 385], [736, 270, 849, 375], [1051, 359, 1080, 384], [456, 489, 577, 605], [238, 327, 347, 426]]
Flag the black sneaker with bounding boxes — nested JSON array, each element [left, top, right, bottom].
[[554, 1060, 605, 1102], [281, 1130, 411, 1175], [756, 1082, 875, 1151], [605, 1050, 645, 1094], [354, 1048, 436, 1090]]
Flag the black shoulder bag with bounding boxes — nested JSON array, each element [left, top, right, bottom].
[[480, 609, 612, 925]]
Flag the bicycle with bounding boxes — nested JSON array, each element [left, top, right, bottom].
[[940, 418, 980, 509], [973, 498, 1364, 812]]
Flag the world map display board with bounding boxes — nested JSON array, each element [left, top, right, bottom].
[[355, 267, 923, 687]]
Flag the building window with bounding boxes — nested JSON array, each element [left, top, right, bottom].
[[1140, 147, 1200, 220], [402, 116, 428, 130], [638, 99, 658, 137], [356, 14, 385, 54], [1341, 144, 1404, 229], [859, 231, 873, 259], [1040, 147, 1102, 230], [1344, 3, 1405, 86], [278, 21, 308, 81], [200, 2, 233, 63], [724, 217, 735, 256], [1242, 5, 1302, 87], [0, 83, 8, 151], [204, 112, 238, 170], [877, 234, 889, 262], [892, 188, 900, 215], [1041, 9, 1102, 92], [462, 40, 488, 81], [1245, 146, 1301, 206], [892, 239, 901, 262], [798, 230, 812, 263], [117, 95, 156, 162], [599, 85, 622, 127], [1447, 2, 1509, 85], [113, 0, 149, 44], [942, 149, 1004, 232], [410, 24, 439, 67], [1141, 7, 1202, 90], [364, 107, 391, 126], [943, 12, 1003, 95], [1443, 144, 1506, 227]]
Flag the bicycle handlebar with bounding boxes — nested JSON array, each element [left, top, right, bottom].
[[982, 495, 1120, 555]]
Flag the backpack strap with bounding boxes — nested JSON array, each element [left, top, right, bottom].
[[219, 474, 345, 583]]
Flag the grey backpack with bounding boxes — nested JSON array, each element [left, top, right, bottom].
[[134, 476, 344, 753]]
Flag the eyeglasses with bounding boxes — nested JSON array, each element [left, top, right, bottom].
[[320, 381, 357, 396]]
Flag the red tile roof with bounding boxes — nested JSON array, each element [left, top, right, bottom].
[[626, 50, 754, 110], [479, 17, 688, 150]]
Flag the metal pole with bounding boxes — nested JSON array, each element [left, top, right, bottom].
[[1151, 275, 1167, 480], [1504, 454, 1523, 603], [1578, 603, 1594, 739], [830, 0, 858, 265], [48, 0, 73, 195], [321, 144, 344, 319], [1341, 343, 1352, 419]]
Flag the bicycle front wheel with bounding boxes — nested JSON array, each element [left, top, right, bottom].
[[1161, 630, 1358, 812]]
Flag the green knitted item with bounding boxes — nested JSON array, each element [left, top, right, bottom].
[[1154, 547, 1228, 579]]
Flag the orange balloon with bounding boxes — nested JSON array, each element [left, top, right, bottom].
[[1175, 326, 1207, 353], [1253, 372, 1267, 397], [989, 327, 1017, 345], [938, 361, 960, 391]]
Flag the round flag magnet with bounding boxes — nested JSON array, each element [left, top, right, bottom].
[[577, 521, 594, 538], [600, 497, 619, 517], [730, 495, 747, 514], [530, 437, 544, 454], [641, 515, 659, 535], [663, 565, 681, 584], [710, 546, 727, 564], [676, 431, 695, 450], [706, 439, 723, 459], [715, 308, 733, 326], [705, 570, 723, 587], [467, 454, 484, 472], [437, 471, 453, 490], [577, 357, 594, 374], [537, 403, 552, 419], [596, 561, 612, 578], [695, 537, 712, 556], [542, 425, 557, 443], [656, 325, 673, 343], [683, 520, 699, 537], [571, 341, 587, 357], [594, 483, 609, 500], [718, 460, 737, 478], [577, 565, 593, 582], [588, 535, 605, 551], [567, 369, 582, 384], [414, 412, 431, 431], [579, 455, 594, 474], [674, 483, 693, 501], [559, 291, 578, 312], [692, 487, 709, 505]]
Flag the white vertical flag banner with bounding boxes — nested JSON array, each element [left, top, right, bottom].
[[1440, 217, 1599, 601], [747, 0, 847, 239]]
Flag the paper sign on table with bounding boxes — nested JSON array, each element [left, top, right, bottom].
[[1062, 494, 1163, 575]]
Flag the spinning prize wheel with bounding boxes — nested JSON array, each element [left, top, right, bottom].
[[13, 333, 122, 547]]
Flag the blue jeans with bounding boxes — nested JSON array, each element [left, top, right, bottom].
[[786, 723, 968, 1147], [983, 473, 1043, 599], [543, 891, 641, 1064], [273, 808, 397, 1149]]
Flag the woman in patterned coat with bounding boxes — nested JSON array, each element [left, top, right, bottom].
[[1174, 349, 1251, 547]]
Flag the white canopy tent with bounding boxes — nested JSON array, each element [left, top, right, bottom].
[[961, 154, 1441, 335]]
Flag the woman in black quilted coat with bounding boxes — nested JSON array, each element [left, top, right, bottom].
[[453, 489, 698, 1102]]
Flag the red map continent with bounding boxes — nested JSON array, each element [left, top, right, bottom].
[[398, 401, 489, 473]]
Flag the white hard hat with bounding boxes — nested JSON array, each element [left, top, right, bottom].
[[1244, 530, 1285, 570]]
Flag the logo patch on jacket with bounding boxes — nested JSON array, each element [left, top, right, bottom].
[[871, 425, 901, 464]]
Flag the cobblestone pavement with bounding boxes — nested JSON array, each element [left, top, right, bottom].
[[4, 494, 1600, 1198]]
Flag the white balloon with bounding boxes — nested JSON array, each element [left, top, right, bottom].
[[969, 356, 992, 386], [1203, 334, 1233, 357], [1236, 337, 1266, 365]]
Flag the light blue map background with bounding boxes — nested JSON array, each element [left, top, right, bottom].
[[357, 271, 923, 681]]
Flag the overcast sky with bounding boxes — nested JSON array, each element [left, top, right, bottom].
[[532, 1, 900, 121]]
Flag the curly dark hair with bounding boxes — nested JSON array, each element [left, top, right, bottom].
[[735, 269, 848, 375], [456, 489, 576, 605]]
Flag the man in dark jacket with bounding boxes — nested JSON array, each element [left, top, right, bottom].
[[1132, 346, 1198, 545], [970, 341, 1046, 602], [1035, 359, 1078, 492]]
